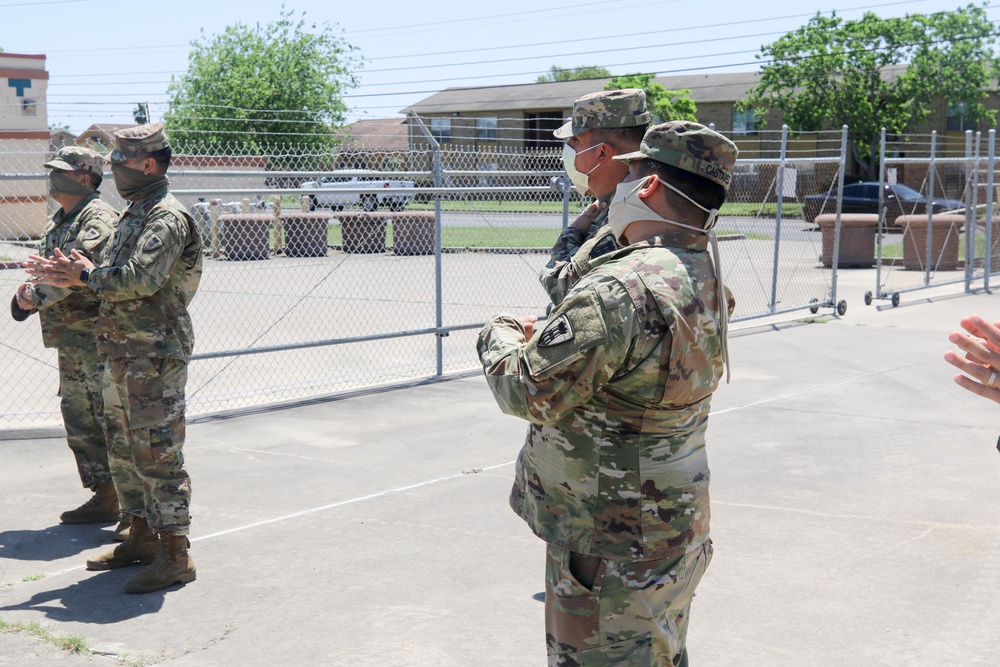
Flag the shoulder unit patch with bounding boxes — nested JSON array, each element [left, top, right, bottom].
[[538, 314, 575, 347], [142, 235, 163, 253]]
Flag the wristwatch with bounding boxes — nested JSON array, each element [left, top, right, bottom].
[[79, 268, 91, 284]]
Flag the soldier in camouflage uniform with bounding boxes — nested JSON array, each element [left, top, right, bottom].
[[11, 146, 120, 529], [28, 124, 202, 594], [541, 89, 649, 307], [477, 121, 738, 666]]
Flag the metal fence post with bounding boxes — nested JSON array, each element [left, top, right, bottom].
[[830, 126, 849, 304], [987, 129, 996, 292], [562, 176, 571, 230], [925, 131, 937, 287], [769, 125, 788, 315], [965, 131, 978, 291], [408, 112, 445, 376], [876, 128, 886, 299]]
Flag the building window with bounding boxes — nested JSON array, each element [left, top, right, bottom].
[[525, 111, 563, 149], [946, 101, 977, 132], [733, 108, 757, 135], [476, 116, 498, 141], [431, 117, 452, 143], [22, 99, 37, 116]]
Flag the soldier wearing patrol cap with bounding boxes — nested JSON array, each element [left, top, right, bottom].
[[478, 121, 738, 666], [540, 88, 650, 306], [12, 146, 120, 530], [27, 123, 203, 594]]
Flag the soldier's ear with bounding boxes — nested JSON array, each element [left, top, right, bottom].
[[142, 157, 157, 175], [636, 175, 660, 201]]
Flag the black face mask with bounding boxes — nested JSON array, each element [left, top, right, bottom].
[[111, 163, 167, 201]]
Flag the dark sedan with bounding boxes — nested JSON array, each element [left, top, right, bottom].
[[803, 182, 965, 225]]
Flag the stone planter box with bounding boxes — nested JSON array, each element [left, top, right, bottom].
[[816, 213, 878, 268], [391, 212, 436, 255], [898, 214, 963, 271], [280, 211, 331, 258], [335, 212, 389, 254], [218, 213, 271, 261]]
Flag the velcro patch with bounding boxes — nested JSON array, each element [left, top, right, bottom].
[[142, 235, 163, 253], [538, 314, 574, 347], [590, 233, 618, 259], [82, 228, 102, 241], [524, 284, 609, 378]]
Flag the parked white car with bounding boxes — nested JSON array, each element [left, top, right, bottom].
[[299, 171, 414, 212]]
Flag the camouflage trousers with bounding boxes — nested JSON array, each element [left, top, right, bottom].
[[56, 346, 110, 489], [103, 356, 191, 535], [545, 541, 713, 667]]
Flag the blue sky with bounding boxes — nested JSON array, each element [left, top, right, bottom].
[[1, 0, 994, 133]]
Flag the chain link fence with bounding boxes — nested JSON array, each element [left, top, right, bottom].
[[870, 129, 999, 306], [7, 118, 973, 431]]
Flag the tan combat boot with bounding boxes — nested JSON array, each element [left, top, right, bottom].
[[124, 533, 196, 594], [60, 482, 119, 524], [85, 515, 159, 570]]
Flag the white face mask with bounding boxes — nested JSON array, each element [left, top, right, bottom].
[[607, 176, 718, 245], [608, 175, 730, 382], [561, 142, 603, 196]]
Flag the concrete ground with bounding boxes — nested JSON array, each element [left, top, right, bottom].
[[2, 278, 1000, 666]]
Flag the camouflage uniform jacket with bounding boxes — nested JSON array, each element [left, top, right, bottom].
[[30, 193, 117, 348], [478, 230, 728, 561], [88, 185, 202, 361], [540, 224, 621, 308], [539, 193, 617, 306]]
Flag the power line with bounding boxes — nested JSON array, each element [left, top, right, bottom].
[[340, 0, 631, 35], [364, 0, 937, 65]]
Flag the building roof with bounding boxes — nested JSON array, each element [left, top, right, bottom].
[[75, 123, 136, 147], [334, 118, 408, 152], [400, 71, 765, 115]]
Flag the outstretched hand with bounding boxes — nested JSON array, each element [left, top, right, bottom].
[[945, 315, 1000, 404]]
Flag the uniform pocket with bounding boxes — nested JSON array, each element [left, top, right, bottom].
[[545, 546, 606, 657], [549, 633, 652, 667], [118, 357, 186, 429]]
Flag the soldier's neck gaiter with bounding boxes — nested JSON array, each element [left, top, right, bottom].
[[48, 171, 95, 197], [111, 164, 168, 201]]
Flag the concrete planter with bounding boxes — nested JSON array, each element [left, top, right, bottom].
[[816, 213, 878, 268], [898, 214, 963, 271], [218, 213, 271, 261], [335, 212, 388, 254], [280, 211, 331, 258], [391, 212, 436, 256]]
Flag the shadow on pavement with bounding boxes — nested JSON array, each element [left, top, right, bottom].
[[0, 524, 112, 562], [0, 570, 166, 623]]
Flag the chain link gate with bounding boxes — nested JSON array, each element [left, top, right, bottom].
[[722, 126, 849, 322], [870, 128, 1000, 306]]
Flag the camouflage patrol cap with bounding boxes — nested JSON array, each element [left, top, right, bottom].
[[613, 120, 738, 190], [43, 146, 105, 175], [553, 89, 650, 140], [107, 123, 171, 164]]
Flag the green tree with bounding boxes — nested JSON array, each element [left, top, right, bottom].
[[536, 65, 611, 83], [606, 73, 697, 123], [742, 3, 1000, 177], [164, 8, 362, 165]]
